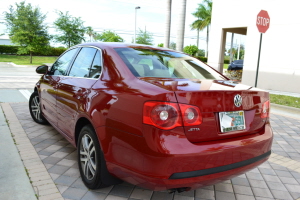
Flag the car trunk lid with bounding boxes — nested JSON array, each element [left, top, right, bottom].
[[139, 78, 270, 143]]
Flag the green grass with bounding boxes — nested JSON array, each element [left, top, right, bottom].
[[223, 64, 229, 69], [270, 94, 300, 109], [0, 54, 57, 66]]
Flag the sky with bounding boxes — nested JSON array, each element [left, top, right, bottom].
[[0, 0, 244, 51]]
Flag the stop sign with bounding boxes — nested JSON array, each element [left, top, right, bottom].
[[256, 10, 270, 33]]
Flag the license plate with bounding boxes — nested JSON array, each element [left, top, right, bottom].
[[219, 111, 246, 133]]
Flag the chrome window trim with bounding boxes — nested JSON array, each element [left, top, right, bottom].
[[49, 46, 80, 76], [50, 45, 104, 79]]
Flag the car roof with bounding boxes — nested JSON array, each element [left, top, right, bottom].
[[74, 42, 172, 51]]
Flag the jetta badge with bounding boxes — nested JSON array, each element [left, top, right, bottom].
[[234, 94, 242, 107]]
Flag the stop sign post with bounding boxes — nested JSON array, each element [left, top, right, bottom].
[[255, 10, 270, 87]]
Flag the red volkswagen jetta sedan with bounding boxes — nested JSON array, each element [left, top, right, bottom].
[[29, 42, 273, 192]]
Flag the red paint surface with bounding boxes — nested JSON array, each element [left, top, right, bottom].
[[36, 42, 273, 191]]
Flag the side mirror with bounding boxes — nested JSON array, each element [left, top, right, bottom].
[[36, 65, 48, 74]]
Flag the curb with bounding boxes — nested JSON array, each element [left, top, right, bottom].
[[0, 104, 37, 200], [1, 103, 63, 200], [8, 62, 52, 68], [9, 62, 38, 68], [271, 103, 300, 120]]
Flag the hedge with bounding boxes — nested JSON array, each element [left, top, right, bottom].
[[0, 45, 67, 56], [195, 56, 207, 62], [0, 45, 19, 54], [194, 56, 230, 64]]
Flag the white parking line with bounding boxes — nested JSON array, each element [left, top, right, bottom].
[[19, 90, 31, 101]]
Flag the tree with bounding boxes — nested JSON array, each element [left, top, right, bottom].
[[183, 45, 198, 56], [135, 29, 153, 45], [54, 11, 86, 48], [3, 1, 51, 64], [164, 0, 172, 48], [228, 48, 237, 60], [169, 41, 176, 50], [191, 0, 212, 57], [95, 30, 124, 42], [176, 0, 187, 51], [197, 49, 205, 57], [92, 31, 99, 42], [86, 26, 94, 42]]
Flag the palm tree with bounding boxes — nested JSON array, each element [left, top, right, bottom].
[[191, 0, 212, 57], [92, 31, 99, 42], [164, 0, 172, 48], [86, 26, 94, 42], [176, 0, 187, 52]]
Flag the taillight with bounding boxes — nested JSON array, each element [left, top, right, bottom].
[[179, 104, 202, 126], [143, 101, 202, 130], [261, 100, 270, 118], [143, 102, 182, 130]]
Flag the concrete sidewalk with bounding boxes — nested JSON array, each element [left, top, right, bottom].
[[0, 105, 36, 199]]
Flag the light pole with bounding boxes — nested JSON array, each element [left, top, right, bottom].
[[134, 6, 140, 44]]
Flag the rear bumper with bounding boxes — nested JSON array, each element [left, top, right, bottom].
[[97, 122, 273, 191], [170, 150, 271, 179], [108, 155, 269, 191]]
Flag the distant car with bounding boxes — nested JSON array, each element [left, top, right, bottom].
[[228, 59, 243, 70], [29, 43, 272, 192]]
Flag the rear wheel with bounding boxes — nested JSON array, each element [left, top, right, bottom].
[[78, 125, 108, 189], [29, 91, 48, 125]]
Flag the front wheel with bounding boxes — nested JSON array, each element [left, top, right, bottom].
[[29, 91, 48, 125]]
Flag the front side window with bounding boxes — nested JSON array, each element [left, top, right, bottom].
[[115, 48, 225, 80], [69, 47, 97, 78], [50, 48, 78, 75]]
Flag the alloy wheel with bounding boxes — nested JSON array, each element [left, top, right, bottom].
[[80, 134, 97, 180], [30, 95, 42, 121]]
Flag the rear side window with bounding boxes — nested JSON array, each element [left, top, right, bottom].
[[69, 47, 97, 78], [50, 48, 78, 76], [115, 48, 225, 80], [89, 50, 102, 78]]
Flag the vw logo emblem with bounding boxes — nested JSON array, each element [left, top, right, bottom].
[[234, 94, 242, 107]]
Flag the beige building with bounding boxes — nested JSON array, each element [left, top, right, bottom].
[[207, 0, 300, 93]]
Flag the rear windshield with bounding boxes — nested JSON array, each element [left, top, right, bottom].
[[115, 48, 225, 80]]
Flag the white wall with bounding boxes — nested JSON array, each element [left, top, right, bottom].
[[208, 0, 300, 93]]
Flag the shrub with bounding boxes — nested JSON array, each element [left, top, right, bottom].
[[224, 59, 230, 64], [225, 69, 243, 81], [183, 45, 198, 56], [195, 56, 207, 62], [33, 47, 67, 56]]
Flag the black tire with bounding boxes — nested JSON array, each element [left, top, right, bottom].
[[77, 125, 108, 189], [29, 91, 48, 125]]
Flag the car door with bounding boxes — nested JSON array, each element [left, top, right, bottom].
[[56, 47, 102, 139], [40, 48, 78, 126]]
